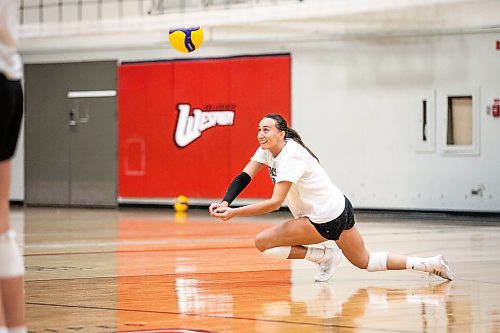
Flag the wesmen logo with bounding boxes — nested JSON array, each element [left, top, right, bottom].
[[174, 103, 235, 148]]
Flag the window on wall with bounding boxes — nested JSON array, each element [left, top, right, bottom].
[[441, 88, 480, 156], [447, 96, 473, 146]]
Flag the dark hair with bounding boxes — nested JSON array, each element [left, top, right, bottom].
[[264, 114, 319, 162]]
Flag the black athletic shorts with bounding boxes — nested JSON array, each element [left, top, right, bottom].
[[0, 73, 23, 161], [309, 196, 356, 241]]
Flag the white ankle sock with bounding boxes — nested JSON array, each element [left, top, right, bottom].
[[305, 247, 326, 263], [406, 257, 429, 272]]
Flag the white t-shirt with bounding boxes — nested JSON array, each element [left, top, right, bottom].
[[0, 1, 22, 80], [251, 139, 345, 223]]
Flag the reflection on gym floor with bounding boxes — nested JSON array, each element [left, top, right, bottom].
[[15, 207, 500, 333]]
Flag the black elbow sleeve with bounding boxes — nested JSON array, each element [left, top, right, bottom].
[[222, 172, 252, 205]]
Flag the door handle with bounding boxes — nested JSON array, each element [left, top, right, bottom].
[[69, 107, 78, 126]]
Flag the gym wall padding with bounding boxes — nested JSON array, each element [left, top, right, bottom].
[[118, 54, 291, 200]]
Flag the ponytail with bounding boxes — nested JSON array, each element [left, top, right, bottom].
[[264, 114, 320, 162]]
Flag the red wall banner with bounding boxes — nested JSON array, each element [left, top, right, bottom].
[[118, 54, 291, 199]]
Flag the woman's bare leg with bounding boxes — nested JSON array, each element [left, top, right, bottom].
[[254, 217, 328, 258], [0, 161, 10, 234], [0, 160, 26, 332], [254, 217, 343, 282], [254, 219, 452, 280], [335, 226, 407, 269], [335, 225, 452, 279], [334, 226, 370, 269]]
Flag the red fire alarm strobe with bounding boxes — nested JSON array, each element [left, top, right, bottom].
[[497, 40, 500, 50], [493, 98, 500, 118]]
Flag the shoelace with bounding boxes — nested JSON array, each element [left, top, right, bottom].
[[432, 269, 444, 278], [423, 262, 437, 279], [429, 265, 450, 279]]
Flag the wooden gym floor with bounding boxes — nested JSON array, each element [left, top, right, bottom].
[[10, 206, 500, 333]]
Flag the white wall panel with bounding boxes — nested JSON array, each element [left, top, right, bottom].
[[291, 33, 500, 212]]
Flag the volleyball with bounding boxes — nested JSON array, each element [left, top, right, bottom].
[[174, 195, 189, 212], [168, 26, 204, 53]]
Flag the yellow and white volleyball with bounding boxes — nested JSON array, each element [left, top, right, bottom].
[[168, 26, 204, 53], [174, 195, 189, 212]]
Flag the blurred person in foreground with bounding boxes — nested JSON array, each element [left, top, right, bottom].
[[0, 1, 26, 332]]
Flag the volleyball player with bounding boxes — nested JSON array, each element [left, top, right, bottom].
[[0, 2, 27, 332], [210, 114, 453, 283]]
